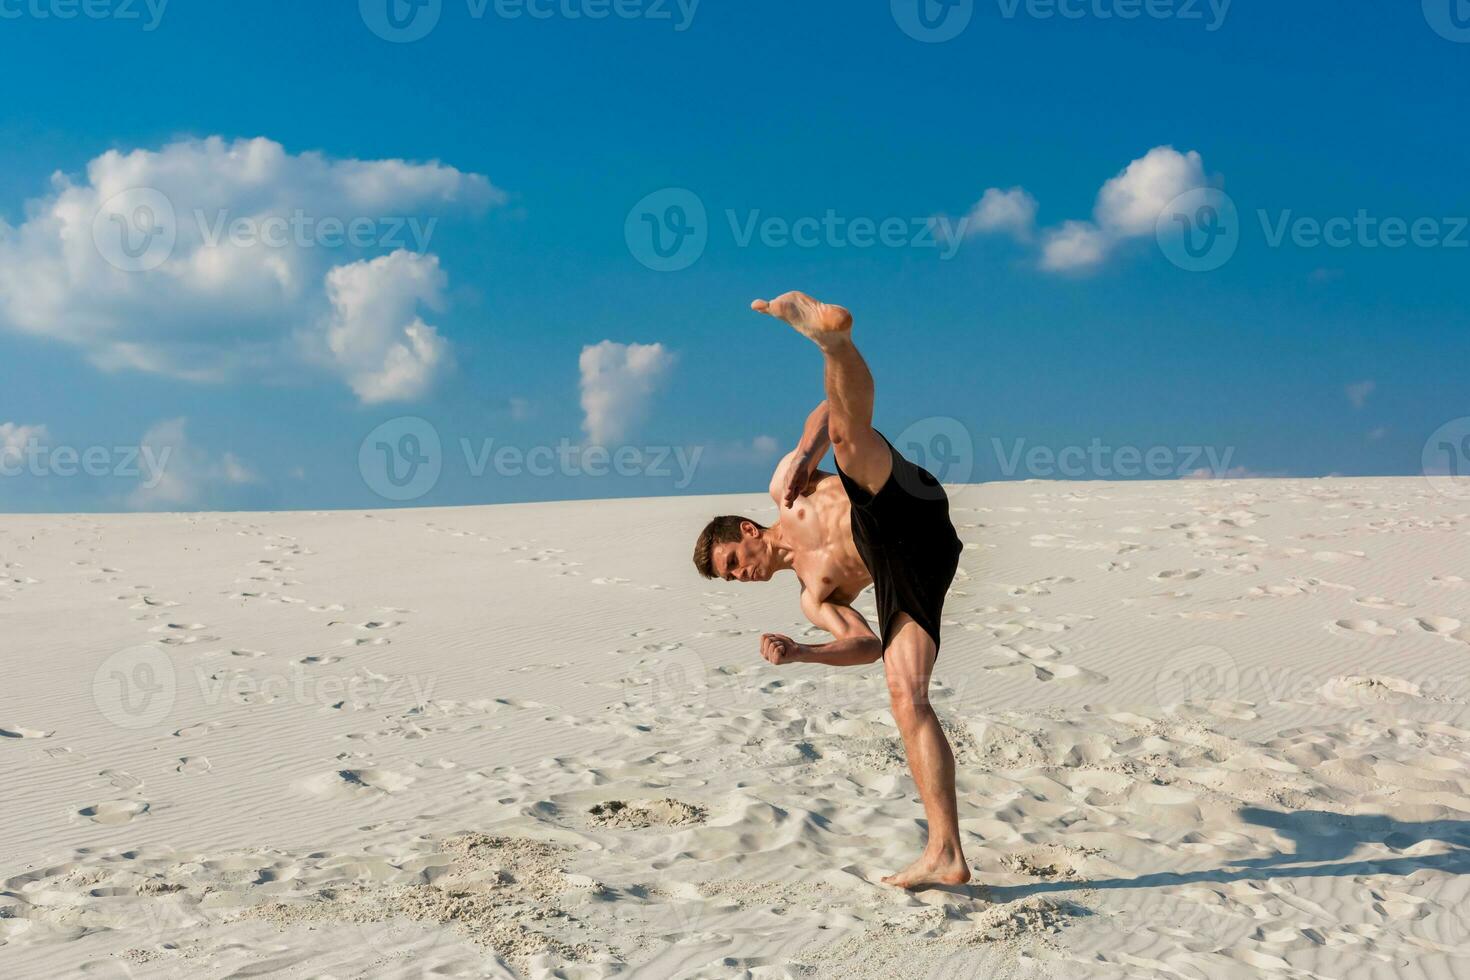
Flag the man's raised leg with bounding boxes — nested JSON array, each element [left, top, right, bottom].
[[752, 292, 891, 495], [881, 615, 970, 889]]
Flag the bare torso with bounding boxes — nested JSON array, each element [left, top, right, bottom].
[[770, 466, 871, 606]]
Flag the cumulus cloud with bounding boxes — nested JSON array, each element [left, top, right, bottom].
[[965, 187, 1038, 241], [0, 136, 501, 401], [1346, 380, 1376, 409], [318, 251, 450, 403], [578, 341, 675, 446], [1041, 220, 1112, 272], [959, 146, 1215, 273], [128, 418, 258, 510]]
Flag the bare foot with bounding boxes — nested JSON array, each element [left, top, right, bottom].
[[751, 291, 852, 348], [881, 849, 972, 891]]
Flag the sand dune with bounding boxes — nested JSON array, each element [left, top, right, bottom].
[[2, 478, 1469, 978]]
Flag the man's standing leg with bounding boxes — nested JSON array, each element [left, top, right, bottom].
[[752, 291, 970, 889], [880, 615, 970, 888]]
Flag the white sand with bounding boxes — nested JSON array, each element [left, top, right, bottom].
[[2, 478, 1469, 978]]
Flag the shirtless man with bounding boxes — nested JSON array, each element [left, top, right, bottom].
[[691, 291, 969, 890]]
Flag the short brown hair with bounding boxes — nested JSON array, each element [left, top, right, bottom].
[[693, 515, 763, 579]]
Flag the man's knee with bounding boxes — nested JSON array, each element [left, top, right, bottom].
[[887, 677, 931, 726]]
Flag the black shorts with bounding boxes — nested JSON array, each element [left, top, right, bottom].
[[835, 431, 963, 657]]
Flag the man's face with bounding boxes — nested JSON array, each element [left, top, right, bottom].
[[712, 523, 771, 583]]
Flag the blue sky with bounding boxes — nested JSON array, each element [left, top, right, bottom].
[[1, 0, 1467, 512]]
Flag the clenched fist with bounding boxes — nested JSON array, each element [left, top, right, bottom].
[[760, 633, 804, 665]]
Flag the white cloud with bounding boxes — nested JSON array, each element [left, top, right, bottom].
[[318, 251, 450, 404], [1093, 146, 1207, 238], [578, 341, 674, 446], [1041, 220, 1112, 272], [1366, 425, 1388, 442], [960, 146, 1214, 273], [965, 187, 1038, 241], [0, 136, 500, 402], [1346, 380, 1376, 409], [128, 418, 259, 510], [0, 422, 49, 460]]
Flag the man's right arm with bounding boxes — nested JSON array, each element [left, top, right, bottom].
[[774, 401, 833, 509], [759, 589, 881, 668]]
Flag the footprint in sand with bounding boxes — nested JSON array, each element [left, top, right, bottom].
[[1330, 619, 1398, 637], [0, 722, 53, 739], [78, 800, 150, 824], [100, 769, 143, 792], [1355, 595, 1411, 610], [1411, 617, 1465, 640], [297, 767, 415, 799], [1151, 569, 1204, 582], [176, 756, 211, 774]]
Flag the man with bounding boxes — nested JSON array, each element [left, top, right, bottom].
[[691, 291, 969, 890]]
